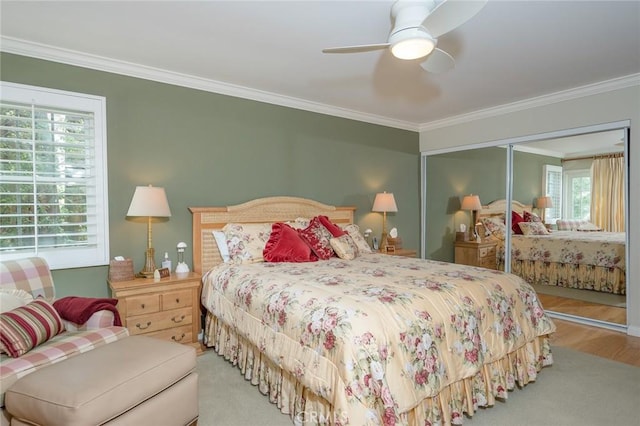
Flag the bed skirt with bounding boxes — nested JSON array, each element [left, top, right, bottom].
[[203, 312, 553, 425], [504, 260, 626, 295]]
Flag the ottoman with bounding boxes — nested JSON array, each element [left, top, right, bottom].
[[4, 336, 198, 426]]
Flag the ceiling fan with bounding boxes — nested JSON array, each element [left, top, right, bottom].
[[322, 0, 487, 73]]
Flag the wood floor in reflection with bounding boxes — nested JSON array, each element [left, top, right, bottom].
[[536, 293, 639, 367]]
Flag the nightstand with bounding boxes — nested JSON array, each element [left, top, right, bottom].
[[454, 240, 498, 269], [108, 272, 202, 352], [380, 248, 417, 258]]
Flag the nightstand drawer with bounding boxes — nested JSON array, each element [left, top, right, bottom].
[[127, 307, 193, 335], [478, 256, 496, 268], [148, 325, 193, 344], [478, 246, 496, 258], [162, 289, 193, 310], [126, 294, 160, 316]]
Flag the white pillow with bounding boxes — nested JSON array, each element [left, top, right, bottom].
[[212, 230, 231, 263], [0, 289, 34, 313]]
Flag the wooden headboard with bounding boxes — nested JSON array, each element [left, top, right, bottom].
[[478, 199, 533, 219], [189, 196, 355, 274]]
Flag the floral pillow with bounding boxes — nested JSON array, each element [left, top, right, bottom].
[[341, 224, 373, 254], [298, 216, 335, 260], [523, 210, 542, 223], [329, 235, 360, 260], [222, 222, 273, 264], [0, 299, 65, 358], [481, 216, 507, 240], [518, 221, 550, 235]]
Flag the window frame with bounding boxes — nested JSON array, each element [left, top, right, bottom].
[[563, 168, 591, 221], [0, 81, 109, 269]]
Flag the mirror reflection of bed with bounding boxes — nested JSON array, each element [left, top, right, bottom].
[[424, 127, 629, 328], [478, 198, 626, 325], [507, 130, 627, 325]]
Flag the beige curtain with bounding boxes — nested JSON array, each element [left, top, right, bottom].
[[590, 155, 625, 232]]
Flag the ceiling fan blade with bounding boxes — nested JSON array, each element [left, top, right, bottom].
[[322, 43, 390, 54], [420, 48, 454, 73], [422, 0, 488, 38]]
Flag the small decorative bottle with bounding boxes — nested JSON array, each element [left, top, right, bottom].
[[161, 252, 172, 271]]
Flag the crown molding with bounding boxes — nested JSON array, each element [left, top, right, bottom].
[[418, 73, 640, 132], [3, 36, 637, 135], [0, 36, 419, 132]]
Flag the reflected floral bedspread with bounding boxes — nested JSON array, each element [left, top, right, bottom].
[[202, 254, 555, 424], [503, 231, 626, 271]]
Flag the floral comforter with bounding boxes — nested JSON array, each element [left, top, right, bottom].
[[201, 254, 555, 424], [504, 231, 626, 271]]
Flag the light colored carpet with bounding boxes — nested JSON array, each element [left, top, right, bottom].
[[532, 283, 626, 308], [196, 346, 640, 426]]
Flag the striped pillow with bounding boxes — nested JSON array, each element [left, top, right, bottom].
[[0, 299, 65, 357]]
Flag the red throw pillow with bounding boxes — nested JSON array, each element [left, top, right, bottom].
[[512, 211, 525, 234], [298, 216, 335, 260], [318, 215, 346, 237], [263, 223, 318, 263]]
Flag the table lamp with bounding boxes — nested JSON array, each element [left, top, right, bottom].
[[127, 185, 171, 277], [461, 194, 482, 241], [536, 196, 553, 223], [372, 192, 398, 251]]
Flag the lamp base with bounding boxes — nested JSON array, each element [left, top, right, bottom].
[[378, 232, 389, 252], [138, 247, 156, 278]]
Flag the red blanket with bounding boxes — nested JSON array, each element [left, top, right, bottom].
[[53, 297, 122, 327]]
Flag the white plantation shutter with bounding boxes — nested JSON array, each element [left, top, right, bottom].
[[0, 82, 109, 269], [543, 164, 562, 224]]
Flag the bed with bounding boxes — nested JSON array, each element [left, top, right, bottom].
[[479, 200, 626, 295], [191, 196, 555, 425]]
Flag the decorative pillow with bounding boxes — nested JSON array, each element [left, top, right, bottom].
[[0, 289, 34, 313], [576, 223, 603, 232], [512, 211, 525, 235], [298, 216, 335, 260], [263, 223, 318, 263], [341, 224, 373, 254], [212, 230, 231, 263], [318, 216, 347, 237], [0, 299, 65, 358], [518, 221, 550, 235], [523, 210, 542, 223], [292, 217, 311, 229], [481, 217, 507, 240], [329, 235, 360, 260], [223, 222, 273, 264]]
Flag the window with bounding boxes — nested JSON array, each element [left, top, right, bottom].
[[542, 164, 562, 224], [563, 169, 591, 220], [0, 82, 109, 269]]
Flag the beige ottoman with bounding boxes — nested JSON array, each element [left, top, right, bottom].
[[5, 336, 198, 426]]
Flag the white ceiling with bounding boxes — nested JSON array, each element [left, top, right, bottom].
[[1, 0, 639, 131]]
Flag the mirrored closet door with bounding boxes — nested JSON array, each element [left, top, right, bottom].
[[509, 130, 628, 326], [423, 124, 630, 330]]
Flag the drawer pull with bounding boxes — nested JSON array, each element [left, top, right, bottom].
[[140, 303, 145, 309], [172, 315, 186, 323], [136, 321, 151, 330], [172, 333, 186, 342], [175, 298, 180, 303]]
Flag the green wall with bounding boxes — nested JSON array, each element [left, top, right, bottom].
[[1, 53, 419, 297], [425, 147, 560, 261]]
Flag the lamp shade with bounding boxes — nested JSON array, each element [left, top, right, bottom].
[[127, 185, 172, 217], [461, 194, 482, 211], [372, 192, 398, 213], [536, 196, 553, 209]]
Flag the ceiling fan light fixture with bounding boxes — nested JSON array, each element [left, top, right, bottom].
[[391, 37, 435, 60]]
